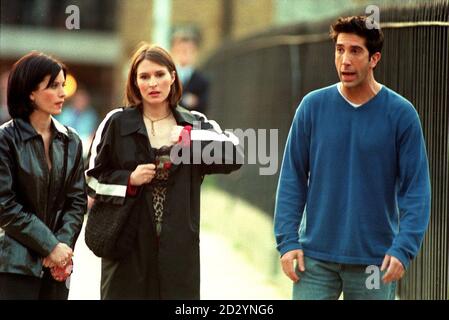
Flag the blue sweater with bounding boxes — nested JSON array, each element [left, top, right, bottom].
[[274, 84, 431, 268]]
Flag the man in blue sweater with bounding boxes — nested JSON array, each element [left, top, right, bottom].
[[274, 16, 431, 300]]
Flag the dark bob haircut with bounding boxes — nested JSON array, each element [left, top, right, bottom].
[[330, 16, 384, 57], [7, 51, 67, 119], [125, 42, 182, 109]]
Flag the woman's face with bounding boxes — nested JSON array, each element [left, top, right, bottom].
[[136, 59, 175, 107], [29, 70, 66, 116]]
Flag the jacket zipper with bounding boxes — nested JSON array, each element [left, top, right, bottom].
[[37, 136, 51, 226], [47, 140, 55, 229]]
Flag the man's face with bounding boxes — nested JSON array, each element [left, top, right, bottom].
[[335, 33, 380, 89], [171, 39, 198, 67]]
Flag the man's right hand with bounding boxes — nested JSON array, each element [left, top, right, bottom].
[[280, 249, 305, 282], [46, 243, 73, 268]]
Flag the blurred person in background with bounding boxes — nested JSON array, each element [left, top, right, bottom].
[[85, 43, 242, 299], [0, 51, 87, 299], [0, 71, 11, 124], [56, 86, 98, 160], [274, 16, 431, 300], [170, 28, 209, 116]]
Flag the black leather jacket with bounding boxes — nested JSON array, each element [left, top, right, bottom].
[[0, 118, 87, 277]]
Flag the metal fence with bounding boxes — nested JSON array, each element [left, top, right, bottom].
[[202, 0, 449, 299]]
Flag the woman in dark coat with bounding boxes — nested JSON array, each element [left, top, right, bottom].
[[85, 43, 242, 299], [0, 52, 87, 299]]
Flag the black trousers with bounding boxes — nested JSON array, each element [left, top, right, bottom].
[[0, 270, 69, 300]]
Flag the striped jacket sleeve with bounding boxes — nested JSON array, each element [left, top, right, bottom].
[[190, 111, 244, 175], [85, 108, 130, 205]]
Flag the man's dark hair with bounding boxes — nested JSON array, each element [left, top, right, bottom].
[[330, 16, 384, 57], [170, 27, 202, 48], [7, 51, 67, 119]]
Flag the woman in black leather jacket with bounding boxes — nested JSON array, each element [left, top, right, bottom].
[[0, 52, 87, 299]]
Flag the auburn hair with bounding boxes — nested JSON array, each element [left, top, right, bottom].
[[125, 42, 182, 108]]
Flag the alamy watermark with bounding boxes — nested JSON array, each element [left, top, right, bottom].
[[365, 5, 380, 30], [170, 121, 279, 176], [64, 4, 381, 31], [365, 265, 381, 289], [65, 5, 80, 30]]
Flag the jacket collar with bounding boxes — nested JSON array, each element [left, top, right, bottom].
[[119, 106, 148, 137], [173, 105, 196, 125], [15, 117, 68, 142], [120, 105, 196, 137], [52, 117, 69, 137]]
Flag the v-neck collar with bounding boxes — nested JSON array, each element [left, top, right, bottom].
[[336, 82, 384, 110]]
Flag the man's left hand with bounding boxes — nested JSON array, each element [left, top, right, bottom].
[[381, 254, 405, 283]]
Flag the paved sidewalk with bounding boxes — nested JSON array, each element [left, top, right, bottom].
[[68, 220, 285, 300]]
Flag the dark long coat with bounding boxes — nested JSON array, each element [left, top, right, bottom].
[[180, 70, 209, 115], [85, 105, 242, 299]]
